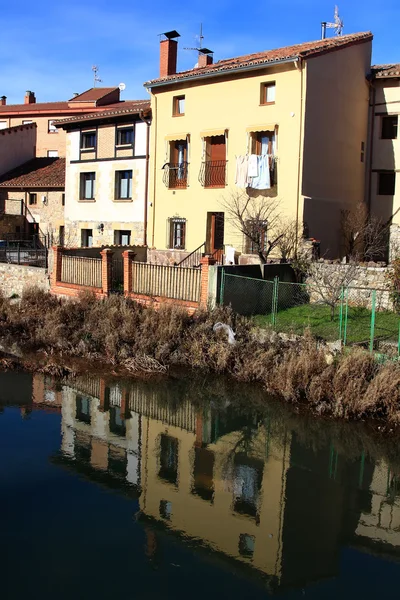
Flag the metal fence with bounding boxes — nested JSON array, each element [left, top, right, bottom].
[[131, 262, 201, 303], [0, 246, 47, 268], [220, 272, 400, 353], [61, 255, 102, 288]]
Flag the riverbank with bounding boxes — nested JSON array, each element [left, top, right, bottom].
[[0, 287, 400, 428]]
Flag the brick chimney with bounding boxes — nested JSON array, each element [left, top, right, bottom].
[[198, 53, 213, 68], [24, 91, 36, 104], [0, 96, 6, 106], [159, 31, 180, 78]]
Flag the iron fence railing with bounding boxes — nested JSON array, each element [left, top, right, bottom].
[[131, 262, 201, 303], [61, 255, 102, 288], [0, 246, 47, 268], [175, 242, 205, 267], [162, 162, 188, 189], [198, 160, 227, 188]]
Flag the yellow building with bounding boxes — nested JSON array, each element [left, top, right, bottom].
[[145, 31, 372, 259], [57, 101, 150, 247], [369, 64, 400, 257]]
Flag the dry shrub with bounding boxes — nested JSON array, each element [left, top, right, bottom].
[[361, 362, 400, 421], [331, 349, 378, 419]]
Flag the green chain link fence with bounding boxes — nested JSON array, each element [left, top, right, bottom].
[[220, 271, 400, 356]]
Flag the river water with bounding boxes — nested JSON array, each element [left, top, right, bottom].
[[1, 370, 400, 599]]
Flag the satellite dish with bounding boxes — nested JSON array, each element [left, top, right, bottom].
[[119, 83, 126, 91]]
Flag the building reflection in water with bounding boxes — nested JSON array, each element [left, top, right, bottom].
[[29, 373, 400, 592]]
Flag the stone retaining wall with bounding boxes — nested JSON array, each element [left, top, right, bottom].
[[0, 263, 49, 297]]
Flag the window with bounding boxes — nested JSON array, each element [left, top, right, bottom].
[[166, 140, 188, 188], [61, 193, 65, 206], [80, 172, 96, 200], [202, 135, 226, 188], [260, 82, 276, 105], [250, 130, 277, 189], [28, 193, 37, 206], [381, 115, 398, 140], [81, 229, 93, 247], [116, 126, 134, 146], [23, 120, 33, 125], [169, 217, 186, 249], [245, 220, 267, 254], [48, 120, 58, 133], [378, 172, 396, 195], [115, 170, 133, 200], [114, 230, 131, 245], [0, 121, 7, 130], [81, 130, 96, 149], [173, 95, 185, 116], [47, 150, 58, 157]]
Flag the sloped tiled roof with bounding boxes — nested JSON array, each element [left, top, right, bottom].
[[0, 100, 70, 113], [0, 158, 65, 188], [372, 64, 400, 79], [55, 100, 151, 127], [145, 32, 373, 87], [68, 88, 118, 102]]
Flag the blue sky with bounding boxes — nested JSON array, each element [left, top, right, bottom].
[[1, 0, 399, 105]]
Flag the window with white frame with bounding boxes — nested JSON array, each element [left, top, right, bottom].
[[80, 172, 96, 200], [169, 217, 186, 249], [115, 170, 133, 200]]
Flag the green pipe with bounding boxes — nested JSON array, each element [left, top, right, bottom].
[[369, 290, 376, 353]]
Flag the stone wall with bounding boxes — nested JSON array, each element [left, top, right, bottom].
[[0, 263, 49, 298]]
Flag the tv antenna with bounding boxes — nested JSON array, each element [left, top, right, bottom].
[[184, 23, 206, 56], [92, 65, 103, 87], [321, 5, 344, 39]]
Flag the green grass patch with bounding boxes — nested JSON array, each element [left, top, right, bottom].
[[253, 303, 399, 344]]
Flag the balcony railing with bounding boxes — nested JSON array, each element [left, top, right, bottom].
[[198, 160, 227, 188], [162, 162, 188, 189]]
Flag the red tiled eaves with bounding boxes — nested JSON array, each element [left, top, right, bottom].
[[372, 64, 400, 78], [68, 87, 118, 102], [0, 158, 65, 188], [145, 32, 372, 87], [55, 100, 151, 127]]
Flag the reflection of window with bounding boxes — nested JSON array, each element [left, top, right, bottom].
[[80, 172, 96, 200], [81, 131, 96, 149], [76, 395, 91, 424], [116, 126, 134, 146], [233, 454, 263, 518], [160, 500, 172, 520], [75, 432, 91, 462], [108, 446, 127, 478], [192, 447, 215, 502], [115, 170, 133, 200], [173, 95, 185, 116], [109, 406, 126, 437], [238, 534, 255, 558], [378, 172, 396, 195], [260, 82, 276, 105], [381, 115, 398, 140], [245, 219, 267, 255], [159, 434, 179, 485], [168, 217, 186, 249]]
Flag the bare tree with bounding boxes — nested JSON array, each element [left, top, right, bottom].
[[220, 191, 285, 264], [306, 260, 359, 321], [340, 203, 389, 262], [276, 218, 303, 262]]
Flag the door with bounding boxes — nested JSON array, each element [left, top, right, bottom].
[[206, 212, 224, 257]]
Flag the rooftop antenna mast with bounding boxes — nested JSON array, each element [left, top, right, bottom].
[[184, 23, 205, 56], [92, 65, 103, 87], [321, 5, 344, 39]]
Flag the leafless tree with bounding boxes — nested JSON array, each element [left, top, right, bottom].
[[220, 191, 285, 264], [306, 260, 359, 321], [340, 203, 389, 262], [276, 218, 304, 262]]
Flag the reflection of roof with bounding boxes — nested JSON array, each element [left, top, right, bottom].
[[145, 32, 373, 87], [56, 100, 151, 127], [372, 64, 400, 79], [0, 158, 65, 188]]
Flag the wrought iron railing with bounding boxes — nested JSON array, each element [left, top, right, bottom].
[[175, 242, 205, 267], [162, 162, 188, 189], [198, 160, 227, 188], [0, 247, 48, 268], [61, 255, 102, 288], [131, 262, 201, 303]]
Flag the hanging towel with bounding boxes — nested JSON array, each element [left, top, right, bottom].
[[235, 155, 249, 188], [250, 155, 271, 190], [247, 154, 259, 178]]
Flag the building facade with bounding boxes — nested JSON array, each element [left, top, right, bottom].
[[0, 88, 142, 158], [368, 65, 400, 256], [58, 102, 150, 247], [145, 31, 372, 259]]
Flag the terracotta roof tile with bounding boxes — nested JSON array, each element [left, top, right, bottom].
[[0, 101, 70, 113], [55, 100, 151, 126], [68, 88, 118, 102], [372, 64, 400, 78], [0, 158, 65, 188], [145, 32, 373, 86]]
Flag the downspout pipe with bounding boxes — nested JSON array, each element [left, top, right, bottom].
[[295, 58, 305, 255], [366, 79, 376, 214], [139, 110, 151, 247]]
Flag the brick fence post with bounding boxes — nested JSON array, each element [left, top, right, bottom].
[[100, 248, 113, 296], [199, 256, 216, 309], [51, 245, 62, 289], [122, 250, 135, 295]]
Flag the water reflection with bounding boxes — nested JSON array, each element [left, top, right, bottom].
[[6, 371, 400, 595]]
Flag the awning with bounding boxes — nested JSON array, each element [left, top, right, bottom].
[[164, 133, 189, 141], [200, 128, 228, 138], [246, 124, 277, 133]]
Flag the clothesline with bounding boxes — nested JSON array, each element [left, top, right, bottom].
[[235, 154, 274, 190]]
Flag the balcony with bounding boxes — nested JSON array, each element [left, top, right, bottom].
[[199, 160, 227, 188], [163, 162, 188, 189]]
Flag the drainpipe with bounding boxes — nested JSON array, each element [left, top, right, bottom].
[[150, 93, 158, 248], [295, 58, 305, 255], [366, 80, 376, 214], [139, 110, 151, 247]]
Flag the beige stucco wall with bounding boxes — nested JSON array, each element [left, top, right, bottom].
[[64, 121, 148, 246], [301, 41, 372, 256], [0, 115, 70, 157], [148, 62, 303, 254], [0, 124, 36, 176]]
